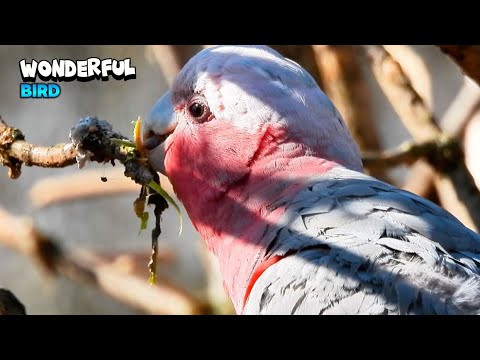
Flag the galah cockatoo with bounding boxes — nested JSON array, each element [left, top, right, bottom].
[[143, 45, 480, 315]]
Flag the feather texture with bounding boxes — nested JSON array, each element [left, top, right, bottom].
[[144, 45, 480, 314], [244, 166, 480, 314]]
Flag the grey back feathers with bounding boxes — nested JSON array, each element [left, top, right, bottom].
[[243, 166, 480, 315]]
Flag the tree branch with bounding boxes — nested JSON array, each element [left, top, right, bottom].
[[464, 107, 480, 189], [402, 160, 437, 199], [28, 169, 176, 209], [1, 116, 186, 304], [312, 45, 388, 181], [363, 45, 480, 232], [29, 169, 139, 208], [438, 45, 480, 87], [403, 78, 480, 197], [0, 117, 76, 179], [363, 46, 442, 142], [361, 138, 460, 170], [1, 116, 157, 189], [439, 77, 480, 136], [0, 206, 209, 315], [383, 45, 433, 108]]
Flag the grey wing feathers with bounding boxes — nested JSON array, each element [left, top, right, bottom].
[[244, 166, 480, 315]]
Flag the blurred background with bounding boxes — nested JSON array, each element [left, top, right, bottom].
[[0, 45, 479, 314]]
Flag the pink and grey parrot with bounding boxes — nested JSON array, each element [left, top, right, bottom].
[[143, 45, 480, 315]]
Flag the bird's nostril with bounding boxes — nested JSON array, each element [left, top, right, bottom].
[[143, 133, 166, 150], [143, 129, 175, 151]]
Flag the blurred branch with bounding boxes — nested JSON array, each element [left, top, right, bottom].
[[29, 169, 175, 208], [0, 117, 204, 313], [438, 45, 480, 87], [363, 45, 442, 142], [93, 248, 175, 276], [402, 161, 437, 198], [437, 76, 480, 136], [383, 45, 433, 108], [363, 45, 480, 232], [146, 46, 203, 87], [313, 45, 379, 150], [312, 45, 388, 181], [0, 205, 209, 314], [403, 78, 480, 197], [380, 45, 434, 196], [464, 107, 480, 189], [30, 169, 139, 207], [361, 138, 459, 170], [0, 289, 26, 315]]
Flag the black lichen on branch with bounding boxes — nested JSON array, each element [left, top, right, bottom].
[[1, 115, 171, 285], [362, 137, 462, 173], [1, 116, 159, 188], [69, 117, 169, 283], [69, 116, 158, 187]]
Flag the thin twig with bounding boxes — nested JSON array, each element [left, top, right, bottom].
[[438, 45, 480, 87], [361, 138, 459, 170], [92, 248, 175, 276], [363, 45, 480, 232], [0, 206, 209, 314]]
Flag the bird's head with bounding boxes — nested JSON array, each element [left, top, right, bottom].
[[143, 45, 362, 207]]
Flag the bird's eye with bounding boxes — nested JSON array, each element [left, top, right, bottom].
[[188, 102, 205, 118], [187, 99, 212, 123]]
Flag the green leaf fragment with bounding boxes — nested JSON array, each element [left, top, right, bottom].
[[148, 244, 157, 285], [110, 138, 137, 148], [148, 180, 183, 236], [138, 211, 149, 235], [148, 273, 156, 285], [134, 188, 149, 235]]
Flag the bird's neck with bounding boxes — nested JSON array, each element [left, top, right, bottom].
[[181, 154, 338, 313], [166, 123, 358, 312]]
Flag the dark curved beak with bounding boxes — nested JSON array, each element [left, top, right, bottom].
[[143, 132, 169, 151], [143, 91, 178, 174]]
